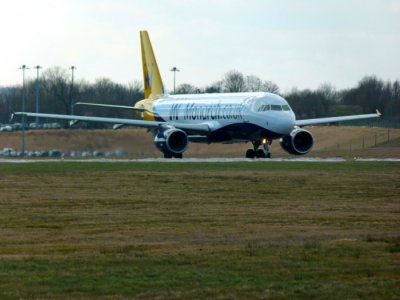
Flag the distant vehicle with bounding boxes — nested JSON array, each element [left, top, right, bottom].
[[29, 122, 42, 130], [51, 122, 61, 129], [48, 150, 61, 157], [15, 31, 381, 158], [0, 148, 13, 156], [40, 122, 62, 130], [93, 151, 104, 157], [0, 125, 12, 132], [12, 123, 22, 131]]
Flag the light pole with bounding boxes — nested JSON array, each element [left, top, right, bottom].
[[70, 66, 76, 114], [19, 65, 29, 156], [34, 65, 42, 124], [170, 67, 180, 94]]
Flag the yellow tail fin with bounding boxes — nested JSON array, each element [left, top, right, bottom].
[[140, 31, 165, 99]]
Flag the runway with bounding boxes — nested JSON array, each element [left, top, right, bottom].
[[0, 157, 399, 163]]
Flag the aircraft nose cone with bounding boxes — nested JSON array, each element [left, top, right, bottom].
[[280, 115, 295, 135]]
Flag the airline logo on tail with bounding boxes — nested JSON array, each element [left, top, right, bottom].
[[140, 31, 165, 99]]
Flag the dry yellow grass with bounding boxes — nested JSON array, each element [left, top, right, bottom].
[[0, 126, 399, 158]]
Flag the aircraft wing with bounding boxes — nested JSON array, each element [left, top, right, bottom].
[[295, 110, 381, 127], [13, 112, 210, 135], [75, 102, 146, 112]]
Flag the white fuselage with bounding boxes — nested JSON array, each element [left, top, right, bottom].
[[152, 92, 296, 143]]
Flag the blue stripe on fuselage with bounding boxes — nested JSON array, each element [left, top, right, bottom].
[[152, 113, 282, 143], [206, 122, 282, 143]]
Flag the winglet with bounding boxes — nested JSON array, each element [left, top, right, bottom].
[[376, 109, 382, 116]]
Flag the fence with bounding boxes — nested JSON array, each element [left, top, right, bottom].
[[323, 128, 400, 152], [338, 118, 400, 129]]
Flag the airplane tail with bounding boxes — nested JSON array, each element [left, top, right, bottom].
[[140, 31, 165, 99]]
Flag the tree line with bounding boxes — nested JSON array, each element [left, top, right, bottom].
[[0, 67, 399, 127]]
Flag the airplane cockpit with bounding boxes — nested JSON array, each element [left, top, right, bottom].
[[251, 95, 292, 113], [256, 104, 291, 112]]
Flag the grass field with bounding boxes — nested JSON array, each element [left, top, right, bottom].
[[1, 126, 399, 158], [0, 161, 399, 299]]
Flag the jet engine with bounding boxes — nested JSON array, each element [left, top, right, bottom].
[[154, 128, 189, 157], [280, 128, 314, 155]]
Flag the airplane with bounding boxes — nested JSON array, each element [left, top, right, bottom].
[[14, 30, 381, 158]]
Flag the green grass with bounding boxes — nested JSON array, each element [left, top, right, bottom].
[[0, 160, 398, 174], [0, 161, 399, 299], [375, 137, 400, 148]]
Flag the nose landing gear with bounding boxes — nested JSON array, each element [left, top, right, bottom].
[[245, 140, 272, 159]]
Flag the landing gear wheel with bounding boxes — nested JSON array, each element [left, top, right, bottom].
[[164, 153, 172, 158], [256, 149, 266, 158], [263, 141, 272, 159], [174, 153, 183, 159], [246, 139, 273, 159], [245, 149, 256, 158]]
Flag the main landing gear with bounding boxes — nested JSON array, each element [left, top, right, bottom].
[[245, 140, 272, 159], [164, 153, 183, 159]]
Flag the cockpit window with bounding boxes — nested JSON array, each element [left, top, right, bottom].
[[255, 102, 291, 112], [271, 105, 282, 111], [257, 104, 270, 112]]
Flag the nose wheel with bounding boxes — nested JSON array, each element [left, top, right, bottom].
[[245, 140, 272, 159]]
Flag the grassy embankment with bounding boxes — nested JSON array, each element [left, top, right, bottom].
[[0, 126, 399, 158], [0, 161, 399, 299]]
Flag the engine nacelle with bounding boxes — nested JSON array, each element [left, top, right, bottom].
[[280, 128, 314, 155], [154, 128, 189, 156]]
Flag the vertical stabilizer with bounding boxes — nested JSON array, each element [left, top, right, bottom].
[[140, 31, 165, 99]]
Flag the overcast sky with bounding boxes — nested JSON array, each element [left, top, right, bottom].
[[1, 0, 399, 92]]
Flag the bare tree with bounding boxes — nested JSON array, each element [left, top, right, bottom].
[[0, 88, 12, 123], [204, 81, 223, 93], [317, 83, 338, 102], [175, 83, 199, 94], [245, 75, 279, 93], [245, 75, 262, 92], [223, 70, 246, 92], [126, 81, 143, 97], [261, 80, 279, 94], [42, 67, 70, 115]]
